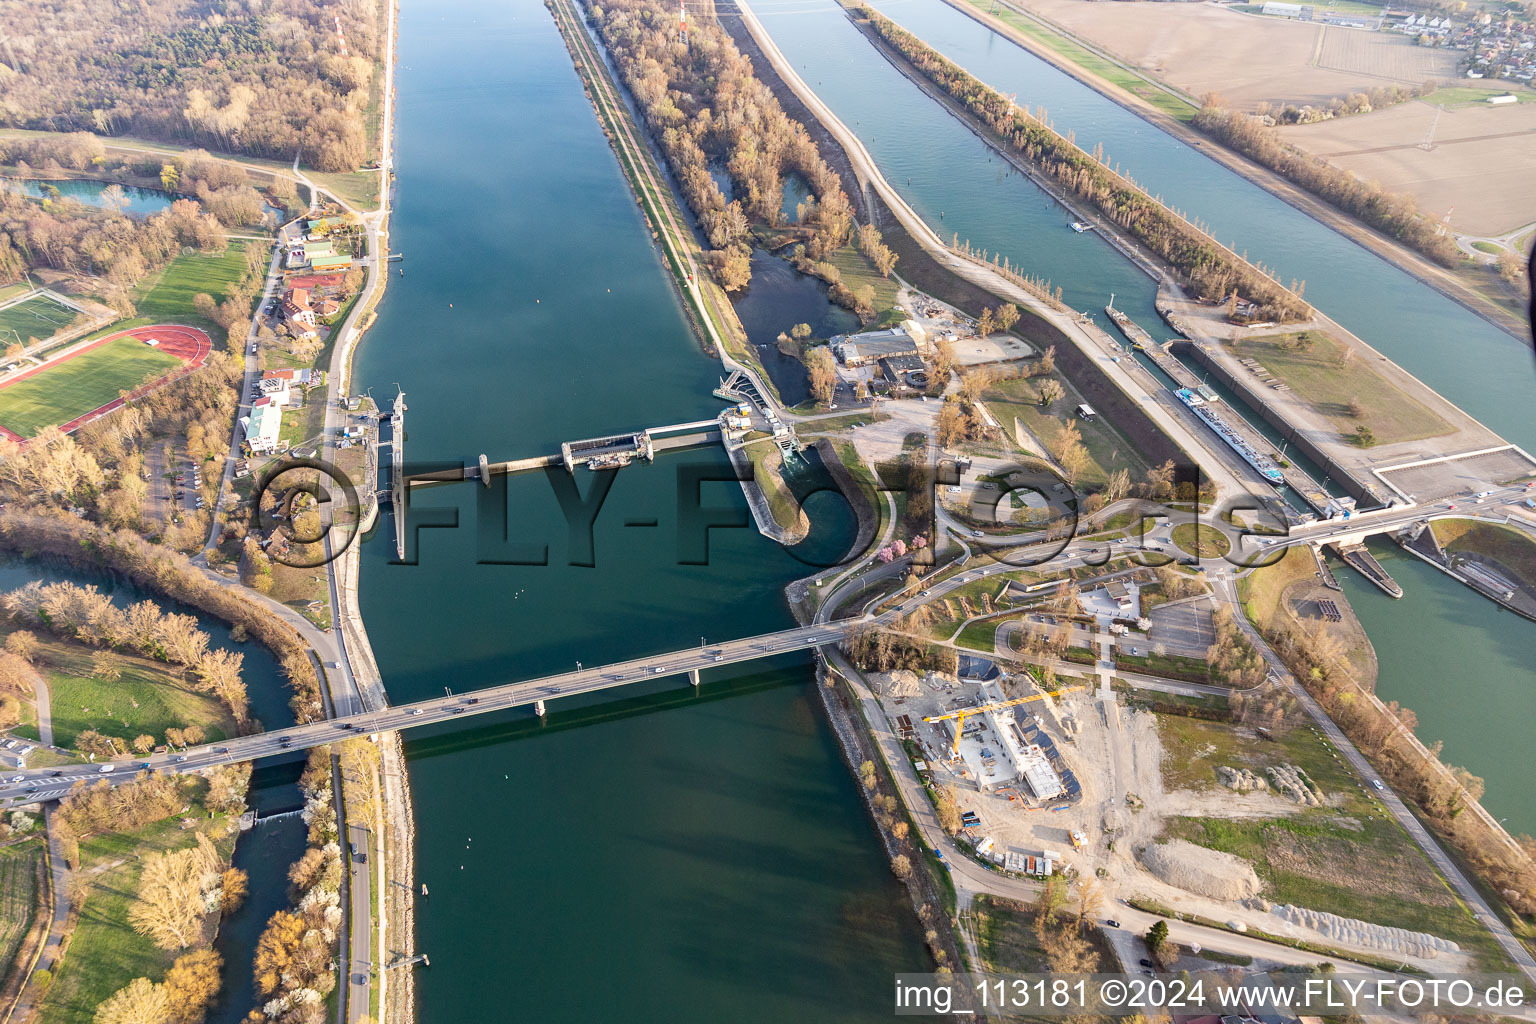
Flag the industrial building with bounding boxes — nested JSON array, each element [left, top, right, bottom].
[[833, 323, 926, 366]]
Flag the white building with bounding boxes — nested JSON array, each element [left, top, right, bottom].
[[241, 398, 284, 454]]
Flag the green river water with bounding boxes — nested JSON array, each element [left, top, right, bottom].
[[352, 0, 927, 1019], [343, 0, 1536, 1016]]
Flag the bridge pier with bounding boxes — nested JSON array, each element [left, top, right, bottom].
[[688, 668, 700, 688], [534, 699, 546, 718]]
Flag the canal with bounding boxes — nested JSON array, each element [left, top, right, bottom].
[[746, 0, 1536, 832], [352, 0, 927, 1020]]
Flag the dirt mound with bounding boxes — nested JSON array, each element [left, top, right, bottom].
[[872, 670, 923, 699], [1140, 840, 1262, 901]]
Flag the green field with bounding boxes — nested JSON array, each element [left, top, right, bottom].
[[0, 336, 181, 438], [1234, 331, 1451, 444], [0, 293, 88, 348], [35, 633, 232, 750], [1171, 522, 1230, 558], [1421, 85, 1536, 110], [984, 375, 1150, 490], [132, 241, 251, 324], [0, 841, 45, 982], [37, 808, 235, 1024]]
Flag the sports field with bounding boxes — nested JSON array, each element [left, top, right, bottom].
[[0, 292, 87, 348], [0, 325, 210, 440]]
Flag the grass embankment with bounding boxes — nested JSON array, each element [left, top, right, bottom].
[[1156, 712, 1500, 964], [1233, 331, 1450, 444], [37, 812, 237, 1024], [0, 841, 45, 981], [1171, 522, 1230, 559], [742, 440, 805, 535], [983, 376, 1150, 491], [1235, 545, 1315, 630], [956, 0, 1199, 122], [0, 338, 181, 438], [1430, 519, 1536, 590]]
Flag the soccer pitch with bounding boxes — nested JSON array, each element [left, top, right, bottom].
[[0, 292, 86, 348], [0, 337, 181, 438]]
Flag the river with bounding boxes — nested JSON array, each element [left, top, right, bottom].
[[351, 0, 927, 1020], [746, 0, 1536, 832]]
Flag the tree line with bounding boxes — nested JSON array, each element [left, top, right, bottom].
[[0, 513, 326, 724], [582, 0, 857, 291], [2, 580, 250, 725], [0, 0, 380, 171], [1192, 104, 1460, 266], [250, 747, 343, 1024], [1255, 562, 1536, 917], [0, 188, 229, 318], [859, 7, 1313, 322]]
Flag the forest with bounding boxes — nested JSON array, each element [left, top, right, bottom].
[[859, 8, 1313, 322], [0, 0, 379, 171], [1193, 105, 1460, 266], [584, 0, 856, 290]]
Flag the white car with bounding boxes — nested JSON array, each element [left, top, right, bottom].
[[98, 764, 116, 774], [1371, 779, 1384, 791], [7, 774, 22, 783], [408, 708, 424, 716]]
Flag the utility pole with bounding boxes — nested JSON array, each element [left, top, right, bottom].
[[1418, 104, 1443, 151]]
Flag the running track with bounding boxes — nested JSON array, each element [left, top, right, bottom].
[[0, 324, 212, 442]]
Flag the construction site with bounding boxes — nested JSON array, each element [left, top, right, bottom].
[[862, 626, 1490, 970]]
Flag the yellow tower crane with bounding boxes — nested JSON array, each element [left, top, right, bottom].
[[923, 687, 1083, 754]]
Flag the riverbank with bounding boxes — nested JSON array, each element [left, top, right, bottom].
[[722, 0, 1269, 504], [933, 0, 1530, 340]]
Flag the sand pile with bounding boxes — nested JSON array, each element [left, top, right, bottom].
[[1140, 840, 1262, 901], [1272, 904, 1459, 958]]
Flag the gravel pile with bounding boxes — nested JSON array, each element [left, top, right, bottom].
[[1272, 904, 1459, 958]]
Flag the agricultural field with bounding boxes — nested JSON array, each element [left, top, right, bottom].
[[1280, 96, 1536, 235], [1008, 0, 1456, 109], [0, 334, 181, 439], [0, 841, 45, 982], [1232, 330, 1449, 444], [0, 292, 89, 348]]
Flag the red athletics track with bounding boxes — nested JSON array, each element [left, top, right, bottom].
[[0, 324, 212, 443]]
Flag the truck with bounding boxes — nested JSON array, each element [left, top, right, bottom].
[[1070, 829, 1087, 849]]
